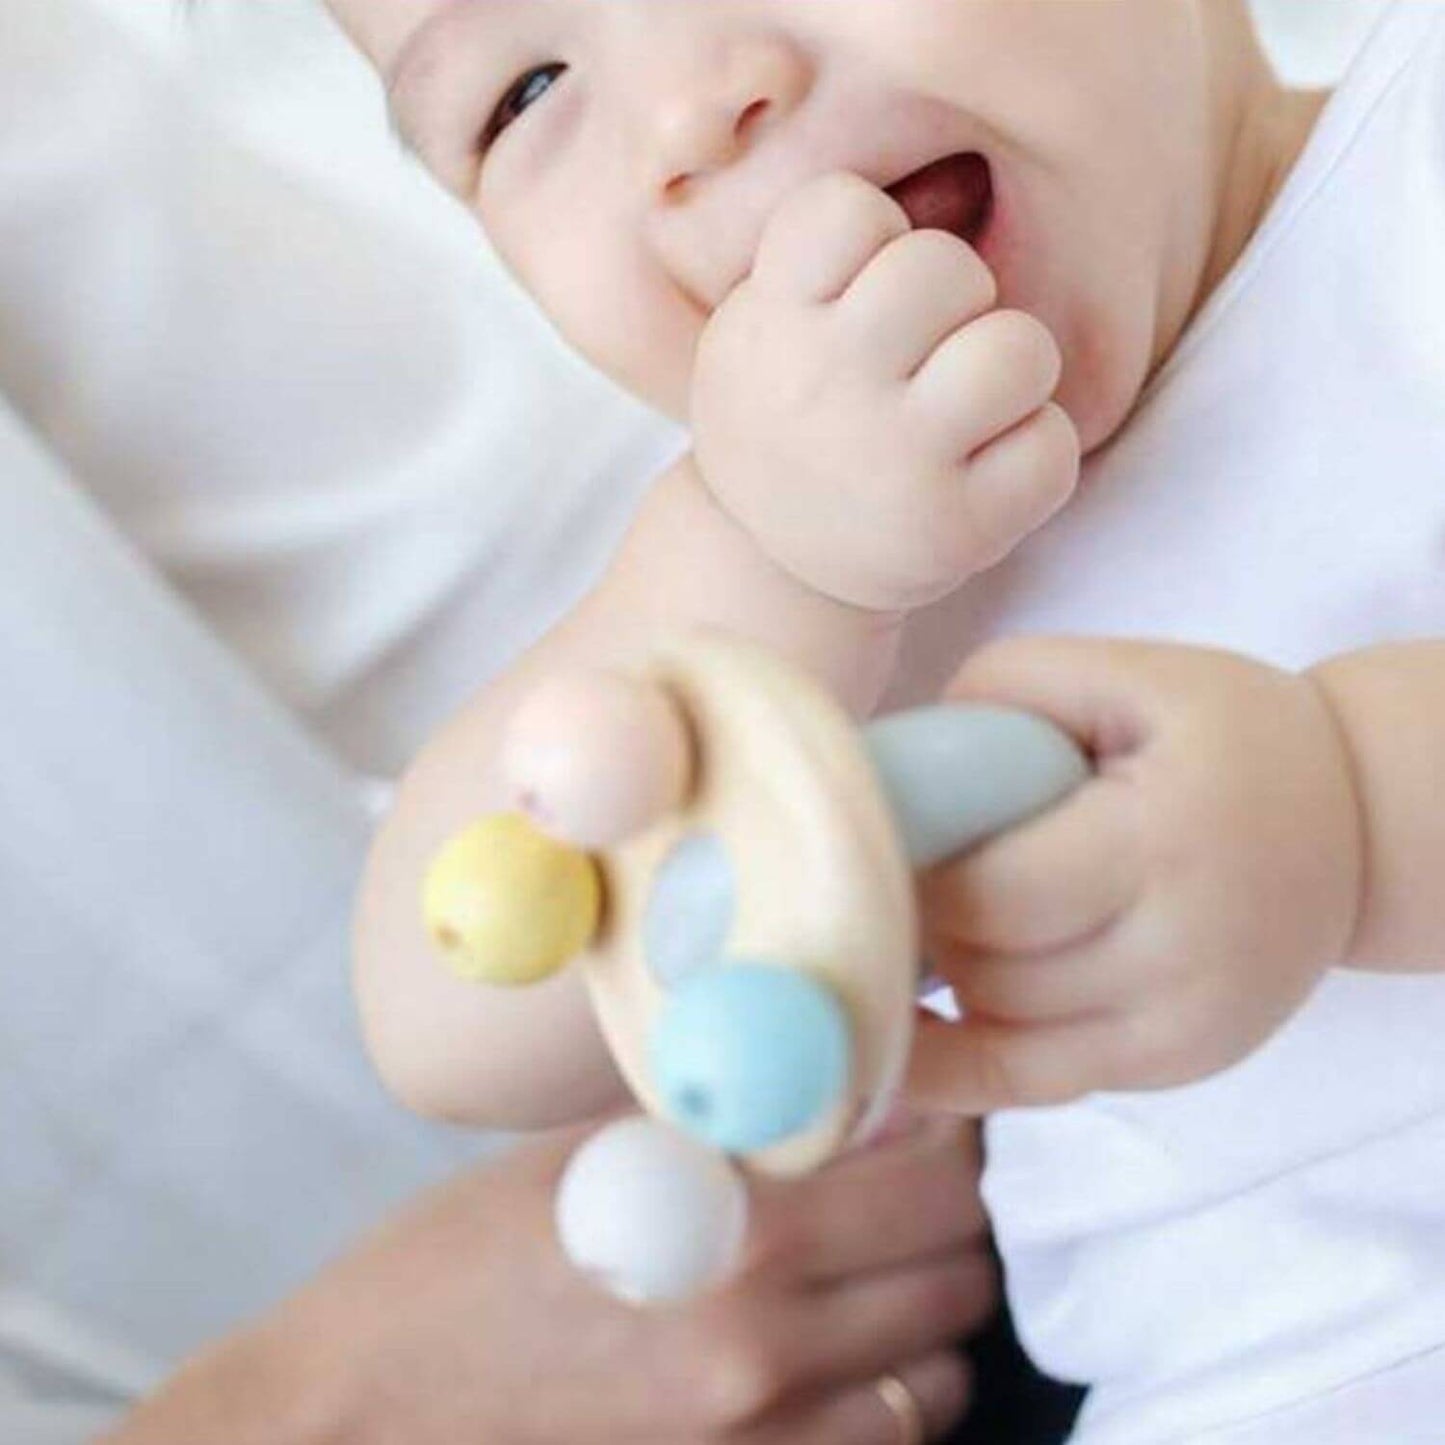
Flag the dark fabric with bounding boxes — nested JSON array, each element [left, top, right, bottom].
[[946, 1306, 1086, 1445]]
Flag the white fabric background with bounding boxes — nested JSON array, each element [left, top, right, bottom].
[[2, 0, 688, 783], [0, 0, 1399, 1437]]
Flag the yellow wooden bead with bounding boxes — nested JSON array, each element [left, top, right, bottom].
[[422, 814, 601, 986]]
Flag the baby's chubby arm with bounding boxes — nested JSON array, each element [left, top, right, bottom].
[[355, 173, 1080, 1129], [354, 457, 908, 1128], [902, 637, 1445, 1116], [1310, 641, 1445, 970]]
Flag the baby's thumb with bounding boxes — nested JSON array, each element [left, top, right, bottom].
[[904, 1011, 1108, 1115], [943, 636, 1166, 763]]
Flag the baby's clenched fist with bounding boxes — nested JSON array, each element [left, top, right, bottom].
[[691, 171, 1079, 613], [906, 640, 1365, 1115]]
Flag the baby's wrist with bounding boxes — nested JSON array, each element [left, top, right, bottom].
[[691, 433, 995, 616], [1299, 662, 1372, 970], [636, 452, 910, 715]]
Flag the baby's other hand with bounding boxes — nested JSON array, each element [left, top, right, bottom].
[[691, 171, 1079, 614], [906, 639, 1365, 1113]]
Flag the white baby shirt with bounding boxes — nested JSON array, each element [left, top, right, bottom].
[[892, 4, 1445, 1439]]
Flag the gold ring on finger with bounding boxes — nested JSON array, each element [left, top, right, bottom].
[[874, 1371, 926, 1445]]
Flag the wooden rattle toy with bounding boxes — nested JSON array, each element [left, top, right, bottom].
[[422, 631, 1086, 1303]]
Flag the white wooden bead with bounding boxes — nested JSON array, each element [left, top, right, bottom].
[[554, 1117, 748, 1305]]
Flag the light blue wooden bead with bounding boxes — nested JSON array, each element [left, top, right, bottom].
[[650, 964, 851, 1153], [643, 833, 737, 989]]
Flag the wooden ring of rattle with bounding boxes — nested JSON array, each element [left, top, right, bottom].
[[579, 632, 917, 1177]]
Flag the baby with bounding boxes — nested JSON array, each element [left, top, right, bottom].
[[331, 1, 1445, 1439]]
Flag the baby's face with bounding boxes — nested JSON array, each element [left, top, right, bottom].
[[333, 0, 1240, 450]]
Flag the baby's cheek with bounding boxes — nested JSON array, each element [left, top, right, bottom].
[[518, 225, 701, 419]]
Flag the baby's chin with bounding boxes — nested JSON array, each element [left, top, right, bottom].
[[1050, 308, 1161, 459], [1060, 376, 1136, 458]]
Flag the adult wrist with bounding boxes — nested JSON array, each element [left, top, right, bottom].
[[101, 1313, 350, 1445]]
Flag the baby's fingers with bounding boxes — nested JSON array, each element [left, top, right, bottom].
[[752, 172, 911, 304], [833, 228, 997, 379], [905, 1013, 1121, 1115], [907, 309, 1064, 455], [933, 943, 1131, 1026], [921, 775, 1139, 956], [928, 403, 1080, 577]]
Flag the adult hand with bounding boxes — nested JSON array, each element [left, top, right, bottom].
[[109, 1113, 994, 1444]]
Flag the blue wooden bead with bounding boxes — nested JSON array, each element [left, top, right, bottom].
[[643, 833, 737, 989], [650, 964, 852, 1153]]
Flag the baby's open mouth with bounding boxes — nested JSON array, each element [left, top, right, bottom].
[[886, 152, 994, 249]]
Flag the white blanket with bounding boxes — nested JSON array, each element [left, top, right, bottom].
[[0, 364, 504, 1411], [0, 4, 686, 1429], [0, 0, 538, 1429]]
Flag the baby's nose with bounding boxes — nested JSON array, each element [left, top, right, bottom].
[[631, 25, 811, 200]]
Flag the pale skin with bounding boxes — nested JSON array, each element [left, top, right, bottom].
[[343, 0, 1445, 1190], [345, 0, 1331, 1128], [909, 638, 1445, 1112], [108, 1115, 992, 1444], [112, 2, 1434, 1441]]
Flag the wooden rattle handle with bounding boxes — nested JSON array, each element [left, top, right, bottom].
[[864, 705, 1089, 870]]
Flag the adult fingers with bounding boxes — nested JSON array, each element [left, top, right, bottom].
[[657, 1254, 986, 1440], [776, 1121, 988, 1286], [799, 1249, 999, 1389], [746, 1351, 974, 1445]]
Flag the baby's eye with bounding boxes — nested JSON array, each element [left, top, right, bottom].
[[482, 62, 568, 153]]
